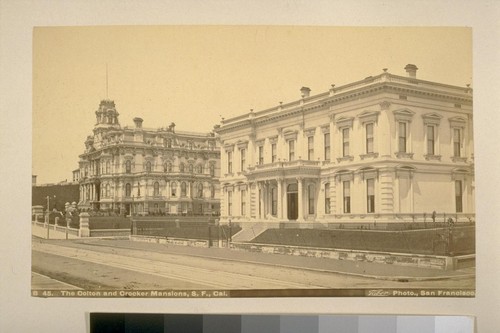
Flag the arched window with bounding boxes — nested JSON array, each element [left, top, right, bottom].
[[210, 164, 215, 177], [146, 161, 152, 173], [125, 160, 131, 174], [181, 182, 187, 197], [189, 164, 193, 173], [125, 183, 131, 197], [197, 164, 203, 174], [106, 161, 110, 174], [153, 182, 160, 196], [179, 163, 185, 173], [171, 182, 177, 197], [197, 183, 203, 198]]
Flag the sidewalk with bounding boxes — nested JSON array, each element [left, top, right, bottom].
[[73, 238, 476, 281]]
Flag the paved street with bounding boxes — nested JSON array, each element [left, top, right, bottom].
[[31, 237, 475, 291]]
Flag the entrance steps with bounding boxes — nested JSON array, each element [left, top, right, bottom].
[[232, 223, 269, 242]]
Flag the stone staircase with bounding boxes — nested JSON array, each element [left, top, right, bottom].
[[231, 223, 269, 242]]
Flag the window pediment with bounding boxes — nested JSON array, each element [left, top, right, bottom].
[[393, 108, 415, 122], [422, 113, 443, 126], [304, 127, 316, 137], [224, 143, 235, 152], [335, 170, 353, 182], [449, 116, 467, 128], [283, 130, 298, 141], [335, 116, 354, 129], [236, 140, 249, 149], [358, 111, 380, 124], [356, 167, 378, 180], [269, 136, 278, 144]]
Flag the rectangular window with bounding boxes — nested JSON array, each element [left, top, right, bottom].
[[308, 136, 314, 160], [342, 128, 350, 157], [288, 140, 295, 161], [343, 181, 350, 213], [258, 146, 264, 165], [455, 180, 463, 213], [325, 183, 330, 214], [398, 122, 407, 153], [271, 143, 277, 163], [366, 123, 374, 154], [241, 189, 246, 216], [240, 148, 246, 171], [227, 151, 232, 174], [453, 128, 461, 157], [324, 133, 330, 161], [308, 185, 315, 214], [227, 191, 233, 216], [367, 178, 375, 213], [427, 126, 435, 155]]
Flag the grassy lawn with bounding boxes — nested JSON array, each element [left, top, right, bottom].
[[252, 226, 475, 256]]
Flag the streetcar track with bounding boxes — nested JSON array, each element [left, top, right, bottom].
[[33, 242, 324, 289]]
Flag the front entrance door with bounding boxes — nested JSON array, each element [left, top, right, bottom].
[[287, 183, 298, 220], [287, 193, 298, 220]]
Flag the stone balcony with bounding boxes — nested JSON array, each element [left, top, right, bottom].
[[245, 159, 321, 180]]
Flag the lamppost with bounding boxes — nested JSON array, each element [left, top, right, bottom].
[[46, 195, 55, 239]]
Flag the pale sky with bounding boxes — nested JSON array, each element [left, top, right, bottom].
[[33, 26, 472, 184]]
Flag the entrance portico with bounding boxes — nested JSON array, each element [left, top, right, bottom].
[[227, 160, 321, 223]]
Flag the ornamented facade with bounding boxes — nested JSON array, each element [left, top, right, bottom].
[[215, 65, 474, 224], [78, 100, 220, 216]]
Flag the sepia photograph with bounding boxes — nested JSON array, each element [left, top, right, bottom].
[[31, 26, 475, 298]]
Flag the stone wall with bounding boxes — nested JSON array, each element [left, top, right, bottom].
[[230, 242, 455, 270], [130, 235, 209, 248]]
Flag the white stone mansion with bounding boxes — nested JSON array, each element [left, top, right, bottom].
[[215, 65, 474, 224]]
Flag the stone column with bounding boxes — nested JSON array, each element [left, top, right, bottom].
[[318, 181, 326, 217], [258, 182, 264, 219], [297, 177, 304, 221], [79, 212, 90, 237], [277, 178, 283, 219], [262, 182, 267, 218], [282, 181, 288, 220], [329, 114, 335, 161], [246, 185, 251, 218]]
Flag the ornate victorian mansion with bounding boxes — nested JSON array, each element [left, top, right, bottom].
[[78, 100, 220, 216], [215, 65, 474, 224]]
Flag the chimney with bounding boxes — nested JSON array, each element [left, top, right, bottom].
[[404, 64, 418, 78], [133, 117, 143, 128], [300, 87, 311, 98]]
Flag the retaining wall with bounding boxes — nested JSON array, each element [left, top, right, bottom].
[[130, 235, 210, 248], [90, 229, 131, 238], [230, 242, 469, 271]]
